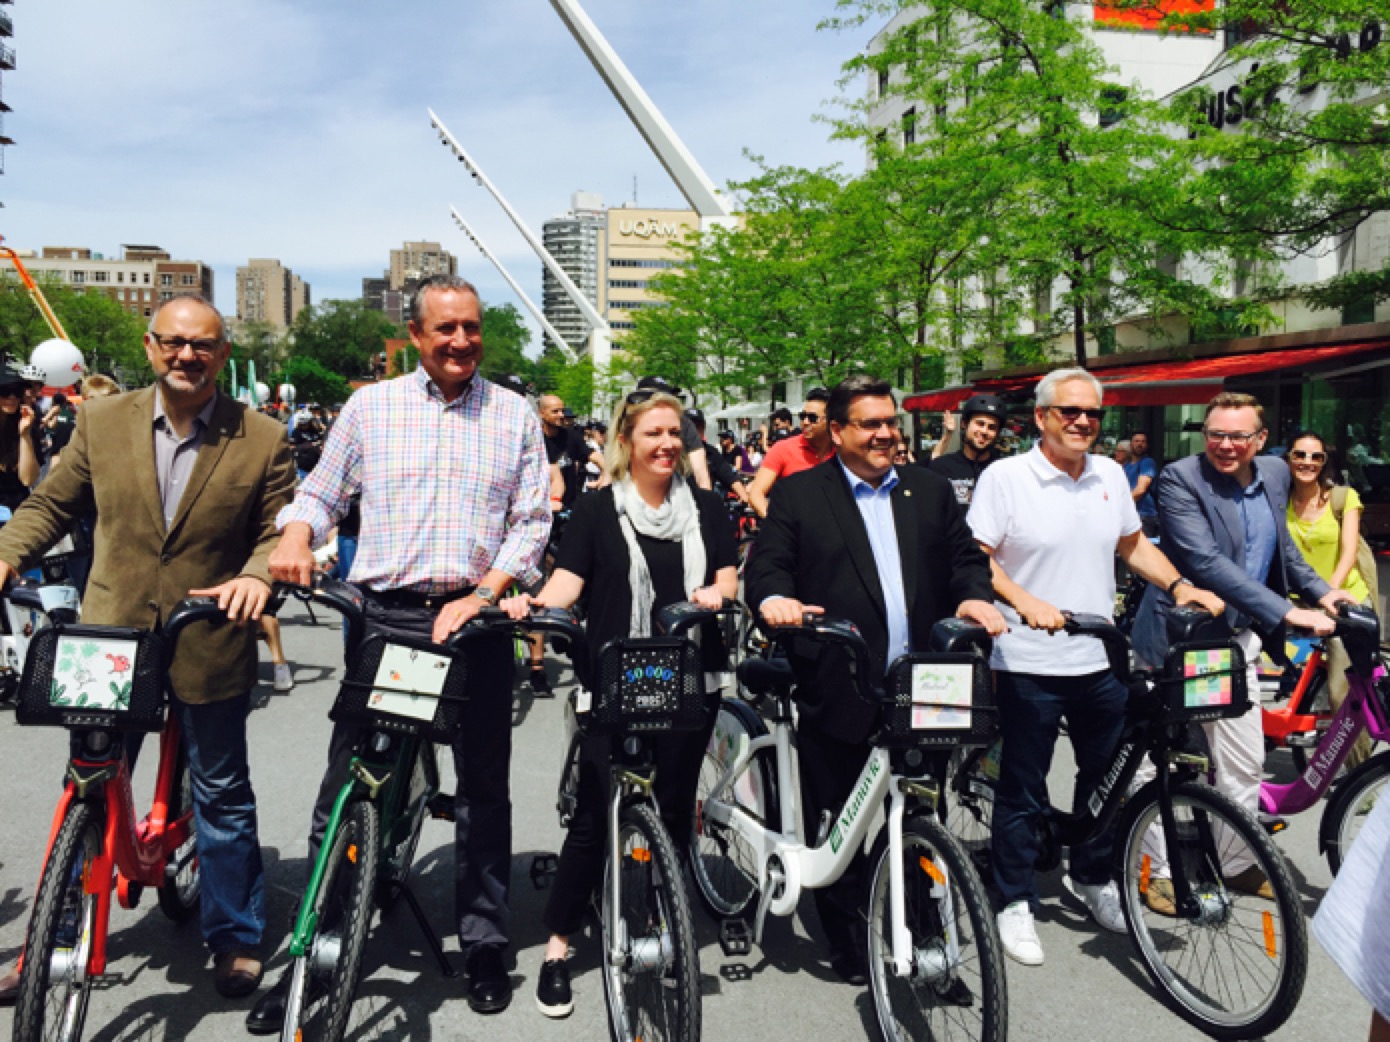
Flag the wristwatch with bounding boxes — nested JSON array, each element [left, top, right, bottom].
[[1166, 576, 1192, 597], [473, 585, 498, 605]]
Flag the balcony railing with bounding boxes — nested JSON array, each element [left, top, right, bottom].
[[0, 12, 14, 36], [0, 44, 14, 71]]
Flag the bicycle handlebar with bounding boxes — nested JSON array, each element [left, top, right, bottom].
[[473, 605, 592, 690], [654, 598, 741, 638]]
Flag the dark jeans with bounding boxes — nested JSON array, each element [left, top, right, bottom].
[[306, 598, 514, 954], [543, 720, 713, 938], [797, 724, 872, 956], [991, 669, 1128, 909]]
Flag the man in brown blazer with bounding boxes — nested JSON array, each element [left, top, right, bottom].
[[0, 294, 295, 1000]]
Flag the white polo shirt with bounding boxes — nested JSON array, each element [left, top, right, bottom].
[[967, 446, 1140, 675]]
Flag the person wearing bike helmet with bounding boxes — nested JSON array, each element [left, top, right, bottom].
[[928, 393, 1006, 506]]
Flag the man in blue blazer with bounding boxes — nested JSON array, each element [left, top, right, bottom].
[[1134, 392, 1355, 893]]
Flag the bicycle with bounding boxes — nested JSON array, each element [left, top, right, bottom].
[[9, 584, 222, 1042], [263, 577, 485, 1042], [1258, 602, 1390, 874], [692, 613, 1008, 1042], [946, 607, 1308, 1040], [501, 600, 724, 1042], [0, 507, 81, 706]]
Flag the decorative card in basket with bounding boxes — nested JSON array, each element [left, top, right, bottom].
[[1161, 640, 1248, 724], [17, 624, 166, 731], [589, 637, 708, 734], [883, 651, 995, 747], [331, 633, 471, 744]]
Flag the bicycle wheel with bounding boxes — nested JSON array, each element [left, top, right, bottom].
[[284, 799, 379, 1042], [691, 699, 775, 920], [944, 742, 997, 879], [13, 801, 103, 1042], [157, 749, 201, 923], [601, 802, 700, 1042], [1321, 752, 1390, 875], [864, 815, 1006, 1042], [1116, 780, 1306, 1040]]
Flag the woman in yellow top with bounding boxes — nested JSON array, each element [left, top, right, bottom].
[[1285, 430, 1373, 767]]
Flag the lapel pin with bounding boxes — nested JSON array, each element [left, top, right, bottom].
[[904, 490, 912, 497]]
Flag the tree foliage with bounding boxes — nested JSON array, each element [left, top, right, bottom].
[[279, 354, 353, 405], [0, 275, 148, 381], [287, 298, 397, 380]]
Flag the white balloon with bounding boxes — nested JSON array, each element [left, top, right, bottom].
[[30, 338, 86, 388], [277, 383, 296, 404], [254, 381, 271, 404]]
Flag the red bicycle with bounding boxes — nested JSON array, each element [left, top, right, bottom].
[[10, 585, 226, 1042]]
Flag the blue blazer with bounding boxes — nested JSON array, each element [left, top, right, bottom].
[[1133, 453, 1330, 666]]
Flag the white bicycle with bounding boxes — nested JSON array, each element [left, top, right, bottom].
[[692, 614, 1007, 1042]]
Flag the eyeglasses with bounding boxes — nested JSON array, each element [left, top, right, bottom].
[[150, 333, 221, 355], [1047, 406, 1105, 424], [844, 417, 901, 434], [1289, 449, 1326, 463], [1203, 428, 1263, 445], [799, 411, 824, 424]]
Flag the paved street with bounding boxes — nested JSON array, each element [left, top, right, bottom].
[[0, 599, 1372, 1041]]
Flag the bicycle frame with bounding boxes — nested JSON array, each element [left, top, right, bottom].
[[1261, 663, 1390, 816], [1261, 642, 1329, 752], [32, 716, 193, 977]]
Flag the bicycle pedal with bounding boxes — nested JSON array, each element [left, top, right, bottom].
[[1259, 814, 1289, 835], [719, 917, 752, 958], [719, 962, 753, 982], [530, 853, 558, 890], [427, 792, 456, 821]]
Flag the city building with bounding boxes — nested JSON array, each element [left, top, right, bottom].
[[13, 244, 213, 318], [236, 258, 310, 331], [361, 241, 457, 326], [0, 0, 15, 190], [541, 192, 606, 354]]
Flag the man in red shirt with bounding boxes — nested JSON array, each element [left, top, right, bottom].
[[747, 387, 832, 518]]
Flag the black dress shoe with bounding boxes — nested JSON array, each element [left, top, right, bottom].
[[466, 946, 513, 1014], [830, 949, 869, 987], [246, 967, 326, 1035]]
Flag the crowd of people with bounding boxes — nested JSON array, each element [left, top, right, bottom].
[[0, 272, 1384, 1040]]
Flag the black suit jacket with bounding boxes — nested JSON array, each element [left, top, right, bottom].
[[746, 459, 994, 743]]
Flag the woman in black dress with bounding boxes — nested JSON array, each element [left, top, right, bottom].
[[0, 363, 41, 515], [501, 389, 738, 1019]]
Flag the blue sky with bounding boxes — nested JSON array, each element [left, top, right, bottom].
[[4, 1, 869, 351]]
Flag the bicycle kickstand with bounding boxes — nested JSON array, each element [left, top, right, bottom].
[[388, 880, 459, 978]]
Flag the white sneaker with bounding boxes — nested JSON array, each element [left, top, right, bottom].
[[997, 901, 1043, 966], [273, 662, 294, 692], [1065, 876, 1126, 933]]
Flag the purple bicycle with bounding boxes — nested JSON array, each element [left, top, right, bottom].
[[1259, 602, 1390, 874]]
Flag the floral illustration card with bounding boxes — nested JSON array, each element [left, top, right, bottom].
[[910, 662, 975, 730], [368, 642, 452, 722], [50, 636, 140, 711]]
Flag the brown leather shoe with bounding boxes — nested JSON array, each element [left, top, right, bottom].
[[214, 951, 264, 999], [0, 964, 19, 1006], [1225, 866, 1275, 900], [1144, 878, 1176, 917]]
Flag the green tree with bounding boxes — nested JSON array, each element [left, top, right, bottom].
[[288, 299, 396, 378], [0, 274, 148, 381], [479, 302, 538, 385], [279, 355, 353, 405], [230, 321, 286, 386]]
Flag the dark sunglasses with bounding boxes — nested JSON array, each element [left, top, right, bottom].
[[798, 411, 824, 423], [1289, 449, 1327, 463], [625, 389, 658, 407], [1048, 405, 1105, 423], [0, 385, 24, 398]]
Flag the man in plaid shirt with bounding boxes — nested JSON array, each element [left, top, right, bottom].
[[256, 275, 550, 1028]]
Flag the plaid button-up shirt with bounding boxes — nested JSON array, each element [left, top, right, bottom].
[[277, 368, 551, 593]]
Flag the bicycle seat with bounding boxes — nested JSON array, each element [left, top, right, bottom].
[[737, 656, 794, 698], [1164, 605, 1230, 646]]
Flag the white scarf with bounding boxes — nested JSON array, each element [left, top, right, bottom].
[[612, 477, 707, 637]]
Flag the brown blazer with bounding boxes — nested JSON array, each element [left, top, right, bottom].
[[0, 386, 295, 704]]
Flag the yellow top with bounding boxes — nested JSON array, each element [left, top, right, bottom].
[[1286, 487, 1369, 602]]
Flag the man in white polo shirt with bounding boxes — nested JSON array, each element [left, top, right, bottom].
[[967, 367, 1221, 967]]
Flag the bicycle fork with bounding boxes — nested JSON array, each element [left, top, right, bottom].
[[606, 772, 673, 975], [886, 780, 960, 985]]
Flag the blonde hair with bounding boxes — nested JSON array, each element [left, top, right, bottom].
[[605, 391, 690, 482], [80, 374, 122, 399]]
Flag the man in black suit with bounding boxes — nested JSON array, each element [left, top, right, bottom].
[[746, 374, 1004, 983]]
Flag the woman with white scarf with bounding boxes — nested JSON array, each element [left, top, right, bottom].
[[501, 389, 739, 1019]]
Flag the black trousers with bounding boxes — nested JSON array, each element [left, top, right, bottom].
[[797, 723, 872, 956], [307, 597, 515, 953], [544, 717, 714, 937]]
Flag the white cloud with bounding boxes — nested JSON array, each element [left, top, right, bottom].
[[2, 0, 872, 351]]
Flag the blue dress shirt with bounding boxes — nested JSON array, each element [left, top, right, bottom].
[[1223, 468, 1277, 586], [838, 460, 911, 670]]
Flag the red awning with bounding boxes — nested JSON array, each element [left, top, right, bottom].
[[903, 340, 1390, 411]]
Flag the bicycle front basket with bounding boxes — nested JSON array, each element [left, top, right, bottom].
[[881, 650, 996, 748], [17, 623, 166, 732], [331, 632, 470, 744], [585, 637, 709, 735], [1156, 639, 1249, 725]]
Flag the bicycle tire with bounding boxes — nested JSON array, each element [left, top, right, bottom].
[[944, 743, 997, 879], [691, 698, 776, 920], [13, 801, 102, 1042], [285, 800, 379, 1042], [864, 814, 1007, 1042], [601, 801, 700, 1042], [1321, 751, 1390, 875], [1116, 780, 1307, 1040], [156, 749, 201, 923]]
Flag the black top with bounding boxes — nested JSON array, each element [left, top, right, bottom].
[[703, 439, 744, 495], [544, 425, 591, 508], [47, 408, 76, 453], [926, 449, 999, 507], [555, 484, 737, 674]]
